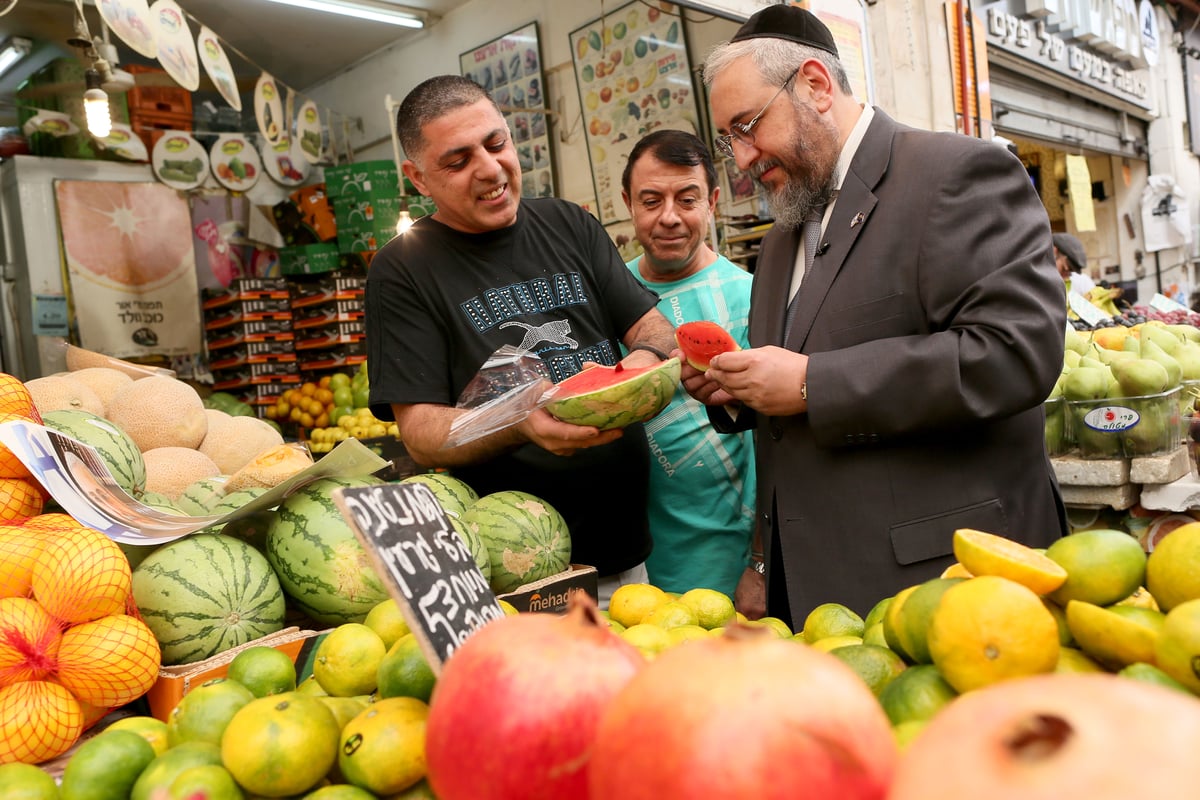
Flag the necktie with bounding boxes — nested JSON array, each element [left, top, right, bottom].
[[783, 204, 824, 346]]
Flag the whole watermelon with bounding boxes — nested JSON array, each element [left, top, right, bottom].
[[265, 476, 388, 624], [41, 409, 146, 496], [132, 534, 286, 665], [399, 472, 479, 519], [462, 491, 571, 594]]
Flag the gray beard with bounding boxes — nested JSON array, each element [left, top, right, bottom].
[[761, 168, 837, 230]]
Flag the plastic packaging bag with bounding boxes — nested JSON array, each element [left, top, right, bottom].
[[443, 346, 554, 448]]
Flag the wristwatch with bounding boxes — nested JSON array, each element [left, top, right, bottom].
[[801, 381, 808, 402]]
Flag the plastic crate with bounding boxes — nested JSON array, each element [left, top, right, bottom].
[[127, 65, 194, 116], [1066, 387, 1183, 459], [129, 109, 194, 153], [1044, 397, 1069, 457]]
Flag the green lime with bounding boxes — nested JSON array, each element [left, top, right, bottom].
[[377, 632, 436, 703], [878, 663, 958, 726], [802, 602, 865, 643], [0, 763, 59, 800], [61, 730, 156, 800], [227, 646, 298, 698], [863, 596, 892, 629], [828, 644, 908, 697], [131, 742, 223, 800], [167, 678, 256, 747]]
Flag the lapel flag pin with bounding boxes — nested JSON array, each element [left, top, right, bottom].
[[850, 212, 866, 228]]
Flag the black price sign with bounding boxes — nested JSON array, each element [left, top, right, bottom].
[[333, 482, 504, 674]]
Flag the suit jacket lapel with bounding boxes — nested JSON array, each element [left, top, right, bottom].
[[784, 109, 896, 351]]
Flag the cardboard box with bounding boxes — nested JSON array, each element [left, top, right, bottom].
[[498, 565, 599, 613], [324, 160, 399, 198], [280, 243, 342, 276], [145, 627, 328, 722]]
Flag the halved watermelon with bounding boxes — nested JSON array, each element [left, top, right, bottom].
[[543, 358, 680, 431], [675, 321, 740, 371]]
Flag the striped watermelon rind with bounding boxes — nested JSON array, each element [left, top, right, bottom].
[[544, 358, 680, 430], [450, 514, 491, 583], [175, 477, 231, 516], [398, 473, 479, 519], [462, 490, 571, 594], [131, 534, 286, 666], [40, 409, 146, 497], [265, 476, 388, 625]]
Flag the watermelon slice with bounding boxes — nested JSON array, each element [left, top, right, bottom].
[[675, 321, 740, 371], [544, 358, 680, 431]]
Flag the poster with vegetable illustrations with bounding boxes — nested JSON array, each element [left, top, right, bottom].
[[570, 1, 699, 224], [460, 22, 555, 200]]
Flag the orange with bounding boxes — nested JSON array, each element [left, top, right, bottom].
[[1044, 529, 1147, 607], [608, 583, 669, 628], [926, 576, 1060, 693], [221, 693, 340, 797], [1066, 600, 1164, 671], [0, 679, 83, 764], [619, 623, 671, 658], [337, 697, 429, 796], [1054, 646, 1105, 673], [0, 478, 44, 523], [1153, 597, 1200, 693], [0, 525, 44, 599], [0, 412, 33, 478], [0, 597, 62, 687], [1146, 521, 1200, 611], [890, 577, 963, 664], [882, 584, 921, 663], [30, 526, 131, 624], [167, 678, 256, 747], [55, 614, 160, 708], [952, 528, 1067, 595], [313, 623, 386, 698], [362, 598, 411, 649], [0, 373, 36, 418]]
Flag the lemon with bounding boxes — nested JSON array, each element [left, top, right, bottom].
[[608, 583, 669, 628], [939, 562, 973, 579], [61, 729, 157, 800], [891, 578, 964, 664], [315, 695, 371, 730], [952, 528, 1067, 594], [0, 763, 59, 800], [641, 601, 699, 630], [892, 719, 928, 749], [377, 632, 436, 703], [619, 623, 671, 658], [1066, 600, 1164, 670], [828, 643, 908, 697], [167, 765, 243, 800], [497, 599, 519, 616], [221, 693, 340, 798], [810, 634, 863, 652], [167, 678, 256, 748], [303, 785, 377, 800], [677, 588, 736, 629], [863, 596, 892, 630], [313, 623, 387, 697], [105, 715, 170, 756], [927, 576, 1060, 693], [227, 646, 298, 699], [878, 663, 957, 726], [665, 624, 710, 646], [862, 623, 888, 648], [1044, 529, 1147, 607], [802, 602, 865, 644], [1054, 646, 1104, 673], [1043, 598, 1073, 646], [1154, 597, 1200, 693], [337, 697, 429, 796], [882, 584, 921, 663], [1118, 661, 1194, 695], [1146, 522, 1200, 610], [1114, 586, 1160, 610], [296, 675, 329, 696], [363, 598, 411, 649], [755, 616, 793, 638]]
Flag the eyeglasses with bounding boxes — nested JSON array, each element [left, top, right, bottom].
[[713, 67, 801, 159]]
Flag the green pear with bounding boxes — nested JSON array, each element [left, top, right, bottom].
[[1122, 335, 1141, 354], [1140, 324, 1182, 356], [1062, 366, 1111, 401], [1079, 355, 1107, 371], [1064, 327, 1091, 355], [1047, 373, 1066, 401], [1122, 397, 1176, 457], [1140, 337, 1183, 390], [1094, 347, 1136, 367], [1063, 349, 1082, 369], [1173, 341, 1200, 381], [1044, 401, 1066, 455], [1166, 324, 1200, 344], [1111, 358, 1170, 397]]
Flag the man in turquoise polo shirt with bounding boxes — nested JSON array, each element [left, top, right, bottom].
[[621, 129, 759, 611]]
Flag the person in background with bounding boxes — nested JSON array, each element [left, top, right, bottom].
[[684, 5, 1067, 626], [365, 75, 678, 605], [620, 129, 758, 607], [1053, 232, 1095, 296]]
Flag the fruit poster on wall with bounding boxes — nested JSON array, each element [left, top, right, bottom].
[[570, 1, 699, 224], [460, 23, 555, 200], [53, 181, 202, 359]]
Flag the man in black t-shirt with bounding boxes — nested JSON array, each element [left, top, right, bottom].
[[365, 75, 677, 602]]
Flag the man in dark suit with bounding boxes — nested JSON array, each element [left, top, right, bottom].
[[684, 5, 1068, 625]]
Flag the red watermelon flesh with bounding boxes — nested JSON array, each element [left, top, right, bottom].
[[544, 359, 680, 431], [675, 321, 740, 371]]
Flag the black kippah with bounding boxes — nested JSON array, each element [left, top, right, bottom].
[[730, 4, 839, 58]]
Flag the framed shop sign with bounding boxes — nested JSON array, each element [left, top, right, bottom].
[[570, 1, 701, 224], [333, 482, 504, 674], [461, 22, 556, 200]]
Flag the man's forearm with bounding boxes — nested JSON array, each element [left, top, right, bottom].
[[395, 402, 525, 468]]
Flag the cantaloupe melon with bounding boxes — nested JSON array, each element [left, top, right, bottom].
[[65, 368, 134, 415], [24, 375, 105, 417], [64, 345, 173, 380], [106, 377, 208, 452], [223, 443, 314, 494], [141, 447, 221, 501], [199, 412, 285, 474]]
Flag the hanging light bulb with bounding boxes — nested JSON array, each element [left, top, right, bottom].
[[395, 210, 414, 235], [83, 69, 111, 138]]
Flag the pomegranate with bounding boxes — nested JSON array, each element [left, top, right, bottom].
[[589, 625, 897, 800], [888, 673, 1200, 800], [424, 592, 644, 800]]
